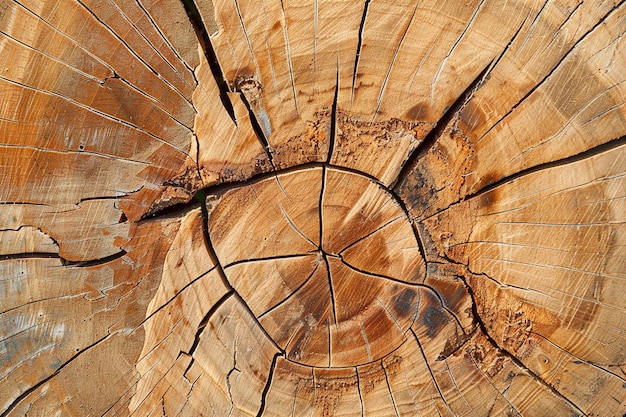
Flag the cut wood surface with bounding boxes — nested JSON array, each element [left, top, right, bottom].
[[0, 0, 624, 416]]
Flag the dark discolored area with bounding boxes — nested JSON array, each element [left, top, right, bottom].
[[421, 305, 451, 337], [390, 287, 417, 318]]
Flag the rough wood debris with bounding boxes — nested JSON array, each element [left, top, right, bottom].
[[0, 0, 625, 416]]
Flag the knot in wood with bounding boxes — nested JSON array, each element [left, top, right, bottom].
[[209, 166, 426, 367]]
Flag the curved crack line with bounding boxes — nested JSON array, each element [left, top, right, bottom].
[[135, 0, 197, 74], [327, 68, 339, 163], [338, 256, 469, 334], [450, 270, 589, 416], [327, 317, 332, 368], [255, 352, 280, 417], [360, 324, 373, 363], [355, 367, 365, 417], [338, 256, 424, 289], [199, 188, 289, 358], [180, 0, 236, 123], [487, 381, 516, 417], [337, 216, 403, 255], [225, 337, 240, 417], [371, 1, 419, 121], [134, 267, 217, 332], [340, 257, 472, 338], [286, 333, 413, 370], [442, 360, 474, 412], [127, 352, 184, 417], [430, 0, 486, 104], [321, 253, 338, 328], [381, 359, 401, 417], [391, 59, 492, 192], [532, 331, 626, 384], [375, 297, 406, 335], [351, 0, 371, 102], [463, 135, 626, 202], [476, 0, 625, 146], [512, 81, 626, 163], [318, 165, 327, 251], [278, 203, 317, 248], [257, 263, 321, 320], [110, 0, 196, 94], [0, 75, 192, 158], [277, 0, 298, 117], [0, 333, 112, 417], [74, 0, 194, 108]]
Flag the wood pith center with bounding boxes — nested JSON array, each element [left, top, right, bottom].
[[209, 166, 426, 367]]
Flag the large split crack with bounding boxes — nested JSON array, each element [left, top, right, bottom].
[[391, 59, 492, 192], [442, 254, 589, 415], [180, 0, 235, 123], [0, 333, 112, 417]]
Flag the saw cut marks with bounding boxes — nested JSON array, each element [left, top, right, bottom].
[[209, 166, 426, 367]]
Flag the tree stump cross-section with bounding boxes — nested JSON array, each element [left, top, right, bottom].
[[0, 0, 625, 416], [209, 166, 432, 368]]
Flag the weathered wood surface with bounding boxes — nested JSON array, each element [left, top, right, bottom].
[[0, 0, 625, 416]]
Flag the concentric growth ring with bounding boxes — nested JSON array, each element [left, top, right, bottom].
[[209, 166, 426, 367]]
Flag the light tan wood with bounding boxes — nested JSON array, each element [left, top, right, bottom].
[[423, 144, 626, 415], [1, 0, 625, 415]]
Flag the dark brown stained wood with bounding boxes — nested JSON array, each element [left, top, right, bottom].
[[1, 0, 625, 416]]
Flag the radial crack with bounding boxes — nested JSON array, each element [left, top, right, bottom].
[[351, 0, 371, 102], [278, 203, 317, 247], [355, 367, 365, 417], [258, 264, 320, 319], [182, 291, 234, 363], [181, 0, 236, 122], [372, 2, 419, 119], [226, 338, 240, 417], [382, 360, 400, 417], [464, 135, 626, 200], [454, 273, 588, 415], [327, 68, 339, 163], [322, 253, 339, 328], [410, 329, 455, 415], [255, 352, 281, 417], [0, 333, 112, 417], [391, 60, 492, 191]]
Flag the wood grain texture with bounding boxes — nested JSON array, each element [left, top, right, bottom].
[[1, 0, 624, 415]]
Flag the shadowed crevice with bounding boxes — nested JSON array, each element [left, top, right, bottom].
[[464, 135, 626, 202], [451, 266, 589, 415], [232, 87, 276, 168], [351, 0, 371, 102], [328, 68, 339, 163], [0, 333, 112, 417], [255, 352, 281, 417], [181, 290, 234, 369], [0, 250, 127, 268], [391, 61, 492, 192], [180, 0, 235, 122]]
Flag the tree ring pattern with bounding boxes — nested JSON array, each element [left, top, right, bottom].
[[209, 166, 427, 367]]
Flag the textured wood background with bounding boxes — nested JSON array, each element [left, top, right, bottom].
[[0, 0, 624, 415]]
